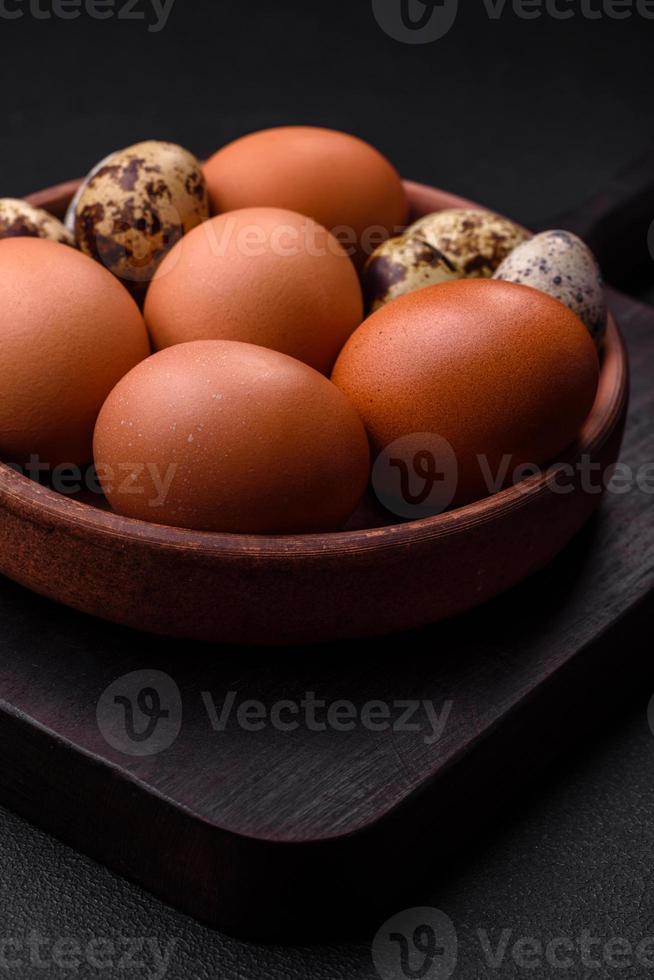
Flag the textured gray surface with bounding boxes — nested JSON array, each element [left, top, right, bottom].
[[0, 1, 653, 977], [0, 2, 653, 237], [0, 698, 653, 979]]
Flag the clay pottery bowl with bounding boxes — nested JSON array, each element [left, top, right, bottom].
[[0, 179, 628, 645]]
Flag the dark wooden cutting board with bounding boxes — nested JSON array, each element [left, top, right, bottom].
[[0, 171, 652, 939]]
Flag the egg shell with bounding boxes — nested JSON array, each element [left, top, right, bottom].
[[332, 279, 599, 510], [407, 209, 530, 278], [0, 238, 150, 467], [203, 127, 408, 266], [144, 207, 364, 375], [72, 140, 209, 291], [363, 234, 463, 312], [0, 198, 73, 245], [64, 150, 117, 234], [93, 340, 370, 534], [493, 230, 607, 345]]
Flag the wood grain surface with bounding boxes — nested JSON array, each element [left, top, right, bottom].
[[0, 176, 648, 940]]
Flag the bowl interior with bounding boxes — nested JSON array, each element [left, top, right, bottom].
[[5, 180, 625, 548]]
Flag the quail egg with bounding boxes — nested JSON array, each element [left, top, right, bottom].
[[493, 230, 607, 345], [0, 198, 73, 245], [408, 208, 530, 278], [69, 140, 209, 294], [363, 234, 463, 312]]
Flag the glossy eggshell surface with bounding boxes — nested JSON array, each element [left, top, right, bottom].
[[0, 238, 150, 467], [493, 230, 607, 345], [203, 127, 408, 265], [71, 140, 209, 289], [407, 209, 530, 278], [93, 340, 371, 534], [0, 198, 74, 245], [144, 207, 364, 374], [363, 234, 463, 312], [332, 279, 600, 509]]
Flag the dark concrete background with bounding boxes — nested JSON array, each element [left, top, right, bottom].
[[1, 1, 654, 977], [2, 0, 654, 231]]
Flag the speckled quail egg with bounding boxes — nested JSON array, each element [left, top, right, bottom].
[[64, 149, 116, 236], [363, 234, 463, 311], [407, 208, 530, 278], [493, 230, 607, 346], [0, 198, 73, 245], [68, 140, 209, 294]]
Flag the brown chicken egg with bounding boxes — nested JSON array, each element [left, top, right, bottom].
[[144, 207, 364, 374], [0, 238, 150, 467], [203, 127, 408, 266], [93, 340, 370, 534], [332, 279, 599, 510], [0, 198, 74, 245], [69, 140, 209, 293]]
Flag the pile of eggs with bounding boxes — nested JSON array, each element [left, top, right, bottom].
[[0, 127, 605, 534]]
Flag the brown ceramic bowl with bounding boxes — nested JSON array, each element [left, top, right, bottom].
[[0, 180, 628, 645]]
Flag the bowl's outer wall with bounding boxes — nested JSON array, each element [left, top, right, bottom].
[[0, 182, 629, 644]]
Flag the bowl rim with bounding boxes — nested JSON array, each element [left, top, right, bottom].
[[3, 179, 627, 560]]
